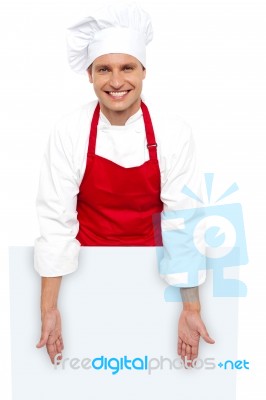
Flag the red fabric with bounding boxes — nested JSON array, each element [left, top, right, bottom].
[[76, 101, 163, 246]]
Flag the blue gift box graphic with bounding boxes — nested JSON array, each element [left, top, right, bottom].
[[157, 173, 249, 300]]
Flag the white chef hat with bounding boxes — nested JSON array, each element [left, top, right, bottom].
[[66, 2, 153, 74]]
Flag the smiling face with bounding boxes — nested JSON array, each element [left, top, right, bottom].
[[88, 53, 146, 125]]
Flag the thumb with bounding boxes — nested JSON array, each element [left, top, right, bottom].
[[36, 331, 50, 348], [199, 326, 215, 344]]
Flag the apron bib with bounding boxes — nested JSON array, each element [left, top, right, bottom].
[[76, 101, 163, 246]]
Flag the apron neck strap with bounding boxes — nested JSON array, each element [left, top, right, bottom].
[[88, 103, 100, 155], [140, 101, 158, 160]]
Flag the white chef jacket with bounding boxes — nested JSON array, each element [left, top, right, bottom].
[[34, 98, 206, 286]]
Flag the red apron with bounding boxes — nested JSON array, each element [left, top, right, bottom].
[[76, 101, 163, 246]]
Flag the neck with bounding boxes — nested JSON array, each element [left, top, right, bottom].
[[99, 99, 141, 126]]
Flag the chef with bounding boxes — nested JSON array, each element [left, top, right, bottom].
[[35, 2, 215, 365]]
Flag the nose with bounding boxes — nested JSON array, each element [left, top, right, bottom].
[[109, 70, 124, 89]]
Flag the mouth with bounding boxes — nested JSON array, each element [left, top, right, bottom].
[[104, 90, 131, 99]]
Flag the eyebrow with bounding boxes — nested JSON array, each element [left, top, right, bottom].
[[94, 62, 138, 69]]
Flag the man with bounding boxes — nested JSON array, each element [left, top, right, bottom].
[[35, 3, 215, 365]]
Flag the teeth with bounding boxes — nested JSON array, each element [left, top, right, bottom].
[[109, 91, 128, 97]]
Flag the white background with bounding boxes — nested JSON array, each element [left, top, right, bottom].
[[1, 0, 265, 398]]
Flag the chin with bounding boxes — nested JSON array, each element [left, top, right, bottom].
[[106, 102, 131, 112]]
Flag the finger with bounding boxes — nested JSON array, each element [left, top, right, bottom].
[[54, 349, 63, 364], [181, 342, 186, 358], [53, 348, 63, 365], [59, 335, 64, 351], [36, 330, 50, 348], [177, 338, 182, 356], [56, 334, 64, 353], [199, 327, 215, 344], [179, 340, 185, 363], [51, 343, 59, 364], [191, 344, 198, 362], [56, 338, 63, 355], [46, 342, 55, 363], [47, 342, 57, 364], [184, 345, 192, 368], [186, 345, 192, 361]]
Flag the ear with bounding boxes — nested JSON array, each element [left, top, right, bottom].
[[87, 66, 93, 83], [142, 67, 146, 80]]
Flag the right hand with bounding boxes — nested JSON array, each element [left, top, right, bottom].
[[36, 308, 64, 364], [178, 309, 215, 364]]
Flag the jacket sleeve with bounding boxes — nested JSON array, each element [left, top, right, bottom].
[[159, 122, 206, 287], [34, 120, 81, 277]]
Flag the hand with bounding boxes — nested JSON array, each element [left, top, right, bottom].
[[36, 308, 64, 364], [178, 310, 215, 367]]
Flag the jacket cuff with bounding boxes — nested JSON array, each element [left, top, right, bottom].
[[34, 238, 80, 277], [160, 269, 206, 287]]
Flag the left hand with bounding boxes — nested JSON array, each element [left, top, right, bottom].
[[36, 308, 64, 364], [178, 310, 215, 366]]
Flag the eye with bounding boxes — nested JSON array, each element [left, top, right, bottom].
[[123, 65, 134, 71], [98, 67, 109, 73]]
